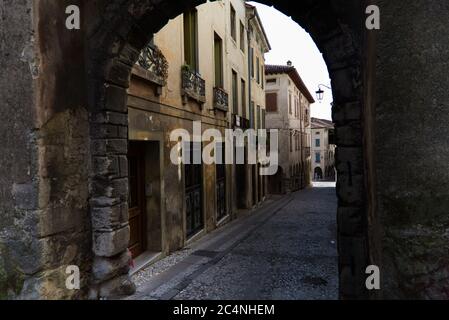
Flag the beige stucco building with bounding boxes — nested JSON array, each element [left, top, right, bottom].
[[311, 118, 336, 181], [126, 0, 270, 267], [265, 62, 315, 194]]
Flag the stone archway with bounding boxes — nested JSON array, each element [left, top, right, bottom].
[[86, 0, 374, 299]]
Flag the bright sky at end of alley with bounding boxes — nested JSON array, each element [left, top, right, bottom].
[[249, 2, 333, 121]]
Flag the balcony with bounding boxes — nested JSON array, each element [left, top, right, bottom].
[[213, 87, 229, 112], [136, 43, 168, 89], [181, 67, 206, 105]]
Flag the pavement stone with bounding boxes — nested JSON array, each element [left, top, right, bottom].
[[127, 182, 338, 300]]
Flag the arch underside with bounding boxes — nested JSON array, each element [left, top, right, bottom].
[[87, 0, 370, 299]]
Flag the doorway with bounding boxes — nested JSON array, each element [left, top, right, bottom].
[[216, 142, 227, 221], [185, 142, 204, 238], [128, 142, 147, 258], [128, 140, 164, 260]]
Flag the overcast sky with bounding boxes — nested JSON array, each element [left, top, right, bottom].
[[249, 2, 333, 120]]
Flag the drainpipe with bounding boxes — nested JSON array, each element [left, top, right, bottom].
[[247, 12, 256, 208], [247, 13, 256, 126]]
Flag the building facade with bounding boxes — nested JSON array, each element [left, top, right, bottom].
[[311, 118, 336, 181], [126, 0, 270, 268], [265, 62, 315, 194], [245, 3, 271, 207]]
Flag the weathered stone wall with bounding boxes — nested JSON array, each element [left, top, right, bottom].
[[375, 0, 449, 299], [0, 0, 37, 299], [1, 0, 92, 299]]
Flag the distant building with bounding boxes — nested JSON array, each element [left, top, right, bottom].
[[311, 118, 336, 181], [265, 62, 315, 194]]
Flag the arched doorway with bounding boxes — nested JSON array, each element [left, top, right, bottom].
[[86, 0, 374, 299], [314, 167, 323, 181]]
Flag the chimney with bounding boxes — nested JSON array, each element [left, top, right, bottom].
[[287, 60, 292, 66]]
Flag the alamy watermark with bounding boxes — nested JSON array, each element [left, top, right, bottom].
[[65, 265, 80, 290], [366, 265, 380, 290], [65, 4, 380, 31], [170, 121, 279, 176]]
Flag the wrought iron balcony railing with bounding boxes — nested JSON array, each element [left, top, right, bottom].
[[213, 87, 229, 112], [181, 67, 206, 105], [137, 43, 168, 87]]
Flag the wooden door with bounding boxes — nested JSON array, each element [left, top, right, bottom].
[[185, 142, 203, 238], [216, 143, 226, 220], [128, 142, 146, 258]]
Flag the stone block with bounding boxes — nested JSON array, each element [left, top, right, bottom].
[[338, 235, 370, 299], [12, 182, 38, 210], [92, 139, 128, 156], [118, 155, 129, 178], [335, 123, 363, 147], [98, 274, 136, 298], [332, 101, 361, 124], [93, 226, 130, 257], [91, 177, 128, 201], [111, 178, 129, 200], [335, 147, 364, 175], [93, 156, 119, 177], [92, 112, 128, 126], [337, 206, 364, 236], [336, 174, 365, 205], [38, 206, 85, 238], [118, 43, 141, 66], [103, 84, 128, 113], [92, 251, 131, 283], [92, 202, 128, 230], [91, 124, 121, 139], [105, 60, 132, 88], [90, 196, 121, 208], [330, 66, 361, 103]]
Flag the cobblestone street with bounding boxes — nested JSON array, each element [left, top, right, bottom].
[[129, 182, 338, 300]]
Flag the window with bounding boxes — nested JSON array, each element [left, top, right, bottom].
[[256, 57, 260, 84], [267, 78, 276, 84], [232, 70, 238, 114], [288, 93, 292, 114], [316, 139, 320, 147], [316, 132, 320, 135], [250, 48, 255, 78], [256, 105, 261, 129], [240, 22, 245, 52], [290, 131, 293, 152], [230, 5, 236, 41], [214, 33, 223, 88], [241, 79, 246, 118], [250, 101, 255, 128], [261, 65, 264, 88], [315, 152, 321, 163], [290, 132, 293, 152], [184, 9, 198, 72], [266, 92, 277, 112], [295, 98, 298, 117], [262, 109, 266, 129]]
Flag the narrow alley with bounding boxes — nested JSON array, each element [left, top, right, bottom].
[[128, 182, 337, 300]]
